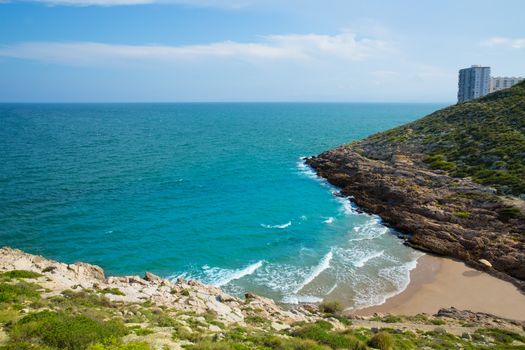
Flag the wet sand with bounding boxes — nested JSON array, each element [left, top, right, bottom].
[[353, 254, 525, 321]]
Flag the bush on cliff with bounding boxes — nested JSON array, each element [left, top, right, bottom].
[[0, 282, 40, 304], [7, 311, 128, 350], [318, 301, 343, 316], [368, 332, 394, 350]]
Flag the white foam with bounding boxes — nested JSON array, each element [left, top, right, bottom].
[[326, 283, 338, 295], [351, 253, 424, 309], [296, 157, 320, 181], [349, 219, 388, 241], [282, 295, 323, 304], [294, 250, 333, 293], [261, 221, 291, 229], [336, 196, 358, 215], [353, 250, 384, 268], [323, 217, 335, 224], [206, 261, 264, 287]]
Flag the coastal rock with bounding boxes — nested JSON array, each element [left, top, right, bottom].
[[306, 147, 525, 291], [0, 247, 315, 327], [144, 271, 163, 283]]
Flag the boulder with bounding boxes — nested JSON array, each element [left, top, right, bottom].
[[144, 271, 163, 283]]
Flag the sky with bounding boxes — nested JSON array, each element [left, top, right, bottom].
[[0, 0, 524, 102]]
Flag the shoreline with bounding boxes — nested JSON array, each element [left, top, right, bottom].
[[352, 254, 525, 321]]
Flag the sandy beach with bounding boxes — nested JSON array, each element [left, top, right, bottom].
[[353, 254, 525, 321]]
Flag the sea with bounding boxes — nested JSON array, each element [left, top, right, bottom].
[[0, 102, 445, 309]]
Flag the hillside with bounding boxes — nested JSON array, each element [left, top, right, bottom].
[[306, 82, 525, 289], [358, 80, 525, 196], [1, 247, 525, 350]]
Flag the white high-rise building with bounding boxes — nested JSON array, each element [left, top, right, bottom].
[[490, 77, 524, 93], [457, 65, 491, 102]]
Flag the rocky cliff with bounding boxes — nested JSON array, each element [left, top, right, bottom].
[[306, 81, 525, 291]]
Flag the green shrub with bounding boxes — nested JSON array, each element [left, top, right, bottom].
[[89, 340, 151, 350], [53, 290, 114, 309], [291, 321, 364, 349], [133, 328, 155, 336], [453, 211, 470, 219], [318, 301, 343, 316], [245, 315, 269, 326], [475, 328, 525, 344], [368, 332, 394, 350], [99, 288, 125, 296], [255, 334, 331, 350], [382, 315, 402, 323], [181, 289, 190, 296], [0, 282, 40, 303], [42, 266, 57, 273], [498, 207, 524, 220], [8, 311, 128, 350], [185, 341, 249, 350], [1, 270, 42, 280]]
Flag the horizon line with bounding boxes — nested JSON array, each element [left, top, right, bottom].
[[0, 100, 453, 104]]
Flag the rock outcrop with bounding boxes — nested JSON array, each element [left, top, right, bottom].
[[0, 247, 317, 327], [306, 147, 525, 291]]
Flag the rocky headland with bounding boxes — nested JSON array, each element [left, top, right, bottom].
[[307, 81, 525, 291]]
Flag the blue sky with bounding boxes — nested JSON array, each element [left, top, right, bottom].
[[0, 0, 524, 102]]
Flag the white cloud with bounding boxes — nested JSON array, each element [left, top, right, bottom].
[[0, 32, 390, 66], [481, 37, 525, 49]]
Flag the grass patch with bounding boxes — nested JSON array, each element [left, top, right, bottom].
[[99, 288, 125, 296], [368, 332, 394, 350], [6, 310, 128, 350], [1, 270, 42, 280], [0, 282, 40, 304], [453, 211, 470, 219]]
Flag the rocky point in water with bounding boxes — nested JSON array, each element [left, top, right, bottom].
[[307, 80, 525, 291]]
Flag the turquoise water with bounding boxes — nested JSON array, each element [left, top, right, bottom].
[[0, 103, 444, 308]]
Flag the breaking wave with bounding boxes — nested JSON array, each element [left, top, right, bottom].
[[294, 250, 333, 293], [204, 261, 264, 287], [261, 221, 292, 229]]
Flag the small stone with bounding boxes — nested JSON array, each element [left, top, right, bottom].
[[461, 332, 471, 340], [271, 322, 290, 331], [478, 259, 492, 268], [209, 324, 222, 332]]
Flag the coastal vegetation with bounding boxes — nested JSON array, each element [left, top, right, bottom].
[[1, 259, 524, 350], [360, 80, 525, 196]]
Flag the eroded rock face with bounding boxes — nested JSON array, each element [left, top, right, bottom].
[[306, 147, 525, 290]]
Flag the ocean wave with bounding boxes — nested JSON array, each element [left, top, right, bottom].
[[293, 250, 333, 293], [336, 196, 358, 215], [353, 250, 384, 268], [352, 253, 424, 309], [349, 219, 388, 241], [282, 294, 323, 304], [205, 261, 264, 287], [323, 217, 335, 224], [261, 221, 291, 229], [296, 157, 319, 181]]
